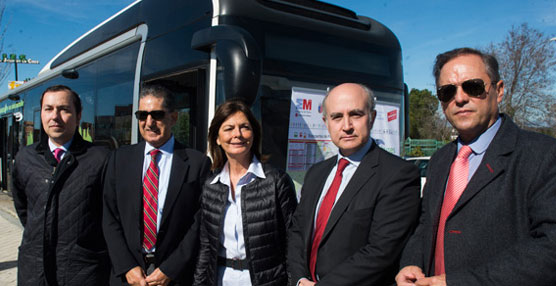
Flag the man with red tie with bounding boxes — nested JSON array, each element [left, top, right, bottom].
[[103, 84, 211, 286], [12, 85, 111, 285], [396, 48, 556, 286], [287, 83, 421, 286]]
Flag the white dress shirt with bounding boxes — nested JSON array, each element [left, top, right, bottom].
[[210, 156, 266, 286], [142, 136, 174, 244]]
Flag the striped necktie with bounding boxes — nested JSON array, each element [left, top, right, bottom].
[[143, 149, 160, 251]]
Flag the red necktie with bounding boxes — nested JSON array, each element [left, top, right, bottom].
[[143, 149, 160, 251], [434, 145, 473, 275], [310, 158, 350, 281], [54, 148, 64, 163]]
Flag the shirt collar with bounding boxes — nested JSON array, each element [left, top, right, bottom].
[[458, 116, 502, 155], [210, 155, 266, 185], [48, 137, 73, 152], [338, 138, 373, 167], [144, 135, 175, 156]]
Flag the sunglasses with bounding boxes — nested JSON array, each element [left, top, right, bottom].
[[134, 110, 166, 121], [436, 79, 493, 102]]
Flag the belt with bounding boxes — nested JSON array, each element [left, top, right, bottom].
[[217, 256, 249, 270], [143, 253, 156, 265]]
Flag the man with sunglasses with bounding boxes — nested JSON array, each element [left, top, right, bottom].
[[103, 84, 211, 286], [396, 47, 556, 286]]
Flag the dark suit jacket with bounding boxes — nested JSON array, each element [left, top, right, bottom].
[[103, 140, 211, 285], [401, 115, 556, 285], [288, 142, 421, 286]]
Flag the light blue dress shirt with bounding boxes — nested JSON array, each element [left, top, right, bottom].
[[210, 156, 266, 286], [457, 117, 502, 181]]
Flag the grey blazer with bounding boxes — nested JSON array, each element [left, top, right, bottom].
[[401, 114, 556, 285]]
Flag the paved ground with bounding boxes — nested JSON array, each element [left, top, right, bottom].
[[0, 190, 22, 286]]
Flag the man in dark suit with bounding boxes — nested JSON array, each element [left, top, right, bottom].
[[103, 85, 211, 286], [396, 47, 556, 286], [288, 83, 421, 286]]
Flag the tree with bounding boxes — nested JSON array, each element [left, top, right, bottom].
[[485, 23, 556, 127], [409, 88, 437, 138], [408, 88, 453, 141]]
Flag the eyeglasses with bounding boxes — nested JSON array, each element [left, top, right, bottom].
[[134, 110, 166, 121], [436, 78, 494, 102]]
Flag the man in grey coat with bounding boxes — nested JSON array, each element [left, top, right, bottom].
[[396, 47, 556, 286]]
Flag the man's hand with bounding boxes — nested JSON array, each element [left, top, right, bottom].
[[396, 265, 425, 286], [145, 268, 171, 286], [125, 266, 147, 286], [415, 274, 446, 286], [299, 278, 316, 286]]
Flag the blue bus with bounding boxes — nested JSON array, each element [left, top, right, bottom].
[[0, 0, 408, 191]]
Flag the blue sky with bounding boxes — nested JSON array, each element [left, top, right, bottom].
[[1, 0, 555, 95]]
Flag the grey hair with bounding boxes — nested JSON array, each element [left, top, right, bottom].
[[139, 84, 176, 112], [322, 83, 376, 119]]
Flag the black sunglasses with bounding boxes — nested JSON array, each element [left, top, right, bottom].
[[134, 110, 166, 121], [436, 79, 494, 102]]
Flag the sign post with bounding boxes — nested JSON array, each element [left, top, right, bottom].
[[1, 53, 40, 82]]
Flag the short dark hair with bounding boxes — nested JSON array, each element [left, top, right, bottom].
[[40, 85, 82, 114], [433, 47, 500, 86], [139, 84, 176, 111], [208, 100, 262, 171]]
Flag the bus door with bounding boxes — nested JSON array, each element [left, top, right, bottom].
[[0, 114, 20, 192], [144, 68, 208, 151], [0, 116, 7, 191]]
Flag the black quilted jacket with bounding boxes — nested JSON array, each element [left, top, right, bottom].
[[12, 132, 110, 286], [193, 162, 297, 286]]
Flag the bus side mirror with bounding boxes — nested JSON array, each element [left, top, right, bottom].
[[62, 68, 79, 79], [191, 25, 261, 105]]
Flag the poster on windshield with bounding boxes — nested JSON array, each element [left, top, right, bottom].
[[286, 87, 400, 194]]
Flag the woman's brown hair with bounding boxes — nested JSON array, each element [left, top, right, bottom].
[[208, 99, 262, 170]]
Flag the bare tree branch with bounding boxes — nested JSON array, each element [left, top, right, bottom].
[[485, 23, 556, 127]]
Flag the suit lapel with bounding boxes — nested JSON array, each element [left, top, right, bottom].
[[451, 117, 515, 215], [130, 142, 146, 248], [160, 142, 189, 228], [303, 158, 336, 249], [320, 145, 378, 242]]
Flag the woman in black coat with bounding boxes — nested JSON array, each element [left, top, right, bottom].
[[193, 100, 297, 286]]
